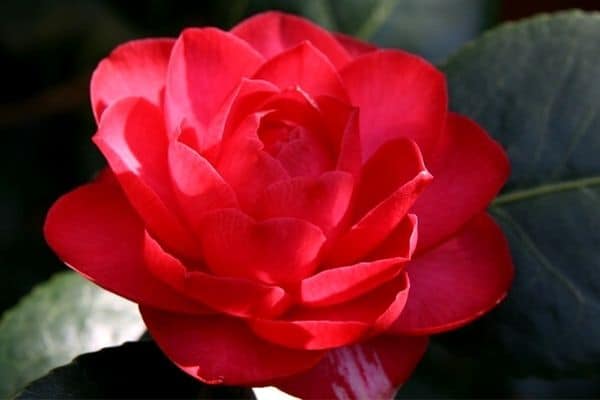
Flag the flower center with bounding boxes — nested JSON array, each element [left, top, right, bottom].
[[257, 115, 333, 177]]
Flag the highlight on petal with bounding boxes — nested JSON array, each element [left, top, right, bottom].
[[91, 38, 174, 121], [275, 334, 428, 399], [168, 141, 238, 236], [412, 113, 510, 252], [141, 308, 326, 385], [44, 181, 207, 314], [340, 49, 447, 160], [231, 11, 351, 68], [327, 139, 432, 266], [255, 171, 354, 235], [249, 273, 409, 350], [253, 41, 348, 101], [198, 209, 327, 285], [165, 28, 264, 145], [143, 232, 292, 319], [92, 97, 198, 258], [389, 213, 514, 335], [92, 98, 171, 202]]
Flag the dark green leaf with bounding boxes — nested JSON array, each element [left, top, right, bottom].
[[0, 272, 145, 397], [17, 341, 254, 399], [442, 11, 600, 378]]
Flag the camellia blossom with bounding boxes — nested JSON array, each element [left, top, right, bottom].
[[44, 11, 513, 399]]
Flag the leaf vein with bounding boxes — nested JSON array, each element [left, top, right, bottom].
[[491, 207, 586, 305]]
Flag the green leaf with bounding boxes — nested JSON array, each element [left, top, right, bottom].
[[17, 340, 254, 399], [0, 272, 145, 397], [16, 341, 254, 399], [441, 11, 600, 377]]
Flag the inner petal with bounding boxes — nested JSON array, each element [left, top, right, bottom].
[[257, 114, 333, 178]]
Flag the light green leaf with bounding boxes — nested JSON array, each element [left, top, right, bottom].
[[0, 272, 145, 397]]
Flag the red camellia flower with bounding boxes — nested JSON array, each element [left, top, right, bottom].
[[44, 12, 513, 399]]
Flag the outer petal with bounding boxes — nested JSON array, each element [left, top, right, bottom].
[[93, 98, 172, 203], [298, 216, 417, 307], [143, 233, 292, 319], [275, 335, 428, 399], [389, 213, 514, 335], [198, 209, 326, 285], [412, 113, 510, 252], [249, 273, 409, 350], [91, 38, 174, 121], [231, 11, 351, 68], [141, 308, 326, 385], [253, 42, 348, 101], [340, 50, 447, 160], [44, 181, 207, 314], [333, 32, 377, 58], [326, 139, 432, 266], [165, 28, 264, 147], [255, 171, 354, 235], [92, 98, 198, 258]]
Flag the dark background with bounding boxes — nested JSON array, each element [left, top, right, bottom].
[[1, 0, 599, 397]]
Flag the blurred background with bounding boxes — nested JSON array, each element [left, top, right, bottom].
[[1, 0, 599, 397]]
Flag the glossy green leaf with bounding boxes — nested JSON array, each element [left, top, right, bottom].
[[0, 272, 145, 397], [16, 341, 255, 399], [442, 11, 600, 377]]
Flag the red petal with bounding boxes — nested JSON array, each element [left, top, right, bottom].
[[198, 209, 326, 285], [314, 96, 362, 176], [93, 98, 171, 203], [143, 233, 292, 319], [165, 28, 264, 146], [205, 78, 279, 159], [268, 125, 333, 178], [249, 273, 409, 350], [327, 140, 432, 266], [253, 42, 348, 101], [141, 308, 325, 385], [336, 109, 362, 176], [340, 50, 447, 160], [298, 217, 416, 307], [369, 214, 419, 260], [92, 98, 198, 258], [412, 113, 510, 252], [275, 335, 428, 399], [44, 182, 207, 314], [91, 38, 174, 121], [334, 33, 377, 58], [257, 88, 324, 137], [389, 213, 514, 335], [168, 141, 237, 236], [216, 114, 290, 211], [231, 11, 351, 68], [353, 138, 429, 218], [255, 171, 354, 235]]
